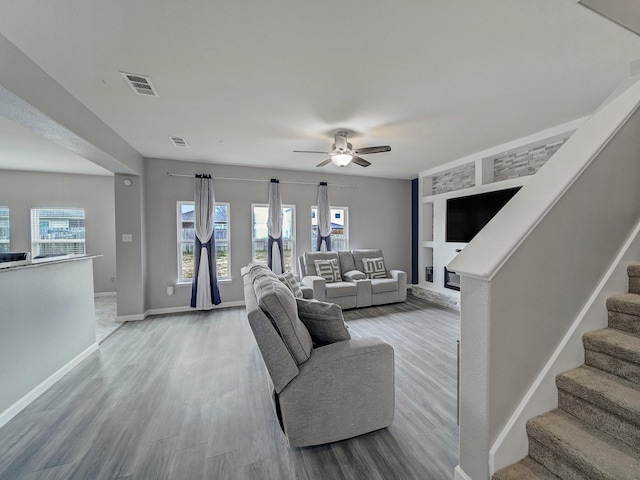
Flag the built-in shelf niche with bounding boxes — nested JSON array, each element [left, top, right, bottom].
[[422, 246, 433, 283], [422, 201, 433, 242]]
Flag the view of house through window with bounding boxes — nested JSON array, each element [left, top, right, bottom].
[[177, 202, 230, 282], [0, 207, 9, 253], [30, 208, 85, 257], [311, 206, 348, 251], [252, 204, 295, 272]]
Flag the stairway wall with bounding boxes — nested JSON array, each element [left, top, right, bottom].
[[451, 78, 640, 479]]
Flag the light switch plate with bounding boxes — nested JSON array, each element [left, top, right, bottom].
[[122, 233, 133, 243]]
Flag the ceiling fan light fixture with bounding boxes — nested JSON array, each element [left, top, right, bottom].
[[332, 153, 352, 167]]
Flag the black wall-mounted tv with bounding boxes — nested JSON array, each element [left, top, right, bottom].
[[446, 187, 521, 243]]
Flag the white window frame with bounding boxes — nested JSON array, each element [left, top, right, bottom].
[[0, 207, 9, 253], [311, 205, 349, 252], [177, 201, 231, 284], [30, 207, 86, 258], [251, 203, 296, 273]]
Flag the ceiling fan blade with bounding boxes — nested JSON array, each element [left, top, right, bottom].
[[353, 145, 391, 155], [351, 155, 371, 167], [293, 150, 330, 154], [316, 158, 332, 167]]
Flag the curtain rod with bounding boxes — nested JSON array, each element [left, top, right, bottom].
[[166, 172, 357, 188]]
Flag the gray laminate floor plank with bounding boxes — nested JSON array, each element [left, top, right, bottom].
[[0, 296, 459, 479]]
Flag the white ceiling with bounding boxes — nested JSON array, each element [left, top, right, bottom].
[[1, 0, 640, 179]]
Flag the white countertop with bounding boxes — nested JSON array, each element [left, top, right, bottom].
[[0, 254, 101, 272]]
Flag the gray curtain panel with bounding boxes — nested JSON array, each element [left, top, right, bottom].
[[267, 178, 285, 274], [191, 174, 221, 309], [317, 182, 331, 251]]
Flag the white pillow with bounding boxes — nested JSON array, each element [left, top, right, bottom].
[[313, 258, 341, 283], [361, 257, 387, 279]]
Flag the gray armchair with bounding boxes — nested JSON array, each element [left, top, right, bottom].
[[242, 263, 395, 447]]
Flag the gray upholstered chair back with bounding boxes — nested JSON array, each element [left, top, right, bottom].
[[242, 268, 299, 393], [302, 251, 340, 277], [352, 249, 384, 273]]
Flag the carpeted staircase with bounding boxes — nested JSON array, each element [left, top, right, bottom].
[[493, 264, 640, 480]]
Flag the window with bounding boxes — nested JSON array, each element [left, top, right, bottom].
[[0, 207, 9, 253], [252, 204, 296, 272], [30, 208, 85, 257], [177, 202, 230, 282], [311, 206, 348, 251]]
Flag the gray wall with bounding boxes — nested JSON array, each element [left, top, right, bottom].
[[0, 169, 116, 293], [144, 158, 412, 309]]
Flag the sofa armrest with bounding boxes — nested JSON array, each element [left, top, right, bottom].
[[277, 336, 395, 447], [389, 270, 407, 301], [301, 275, 326, 302]]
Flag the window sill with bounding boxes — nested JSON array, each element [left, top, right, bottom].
[[175, 278, 232, 287]]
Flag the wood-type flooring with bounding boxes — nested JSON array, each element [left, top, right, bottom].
[[0, 295, 460, 480]]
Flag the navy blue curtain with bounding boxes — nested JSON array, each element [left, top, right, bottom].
[[190, 236, 221, 308], [316, 182, 331, 251], [267, 179, 285, 273]]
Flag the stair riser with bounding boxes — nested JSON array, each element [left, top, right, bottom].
[[628, 276, 640, 295], [558, 390, 640, 452], [584, 350, 640, 384], [608, 311, 640, 336], [528, 439, 595, 480]]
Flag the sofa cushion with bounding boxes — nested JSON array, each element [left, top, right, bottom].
[[362, 257, 388, 279], [278, 271, 304, 298], [303, 251, 339, 276], [343, 270, 366, 281], [296, 298, 351, 346], [352, 249, 384, 273], [247, 262, 277, 281], [314, 259, 341, 283], [325, 281, 357, 299], [338, 250, 357, 274], [370, 278, 398, 294], [253, 275, 313, 364]]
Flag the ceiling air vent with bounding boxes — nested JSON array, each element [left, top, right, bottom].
[[120, 72, 159, 97], [170, 136, 189, 147]]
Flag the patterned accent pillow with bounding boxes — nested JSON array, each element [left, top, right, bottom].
[[313, 259, 341, 283], [278, 271, 304, 298], [361, 257, 387, 279]]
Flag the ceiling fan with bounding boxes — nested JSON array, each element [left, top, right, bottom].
[[294, 131, 391, 168]]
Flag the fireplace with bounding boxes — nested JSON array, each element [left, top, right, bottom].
[[444, 267, 461, 291]]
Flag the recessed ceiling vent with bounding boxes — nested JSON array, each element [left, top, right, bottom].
[[170, 136, 189, 147], [120, 72, 159, 97]]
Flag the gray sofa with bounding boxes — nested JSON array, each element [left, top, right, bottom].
[[298, 249, 407, 309], [242, 263, 395, 447]]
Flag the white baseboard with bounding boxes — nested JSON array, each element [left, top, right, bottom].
[[94, 291, 117, 298], [454, 465, 472, 480], [117, 300, 246, 323], [0, 342, 99, 430]]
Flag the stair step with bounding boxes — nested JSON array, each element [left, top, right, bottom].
[[583, 328, 640, 383], [627, 264, 640, 294], [556, 365, 640, 450], [607, 293, 640, 335], [527, 409, 640, 480], [492, 456, 560, 480]]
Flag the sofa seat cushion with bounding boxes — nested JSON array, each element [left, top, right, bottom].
[[296, 298, 351, 346], [370, 278, 398, 294], [253, 275, 313, 364], [325, 281, 357, 299]]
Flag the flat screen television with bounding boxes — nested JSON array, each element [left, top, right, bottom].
[[446, 186, 521, 243]]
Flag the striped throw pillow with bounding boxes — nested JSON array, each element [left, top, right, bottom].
[[278, 271, 304, 298], [313, 259, 341, 283], [362, 257, 387, 279]]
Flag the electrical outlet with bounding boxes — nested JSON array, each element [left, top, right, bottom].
[[122, 233, 133, 243], [110, 277, 115, 283]]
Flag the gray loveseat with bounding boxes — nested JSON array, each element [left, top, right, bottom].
[[298, 249, 407, 309], [242, 263, 395, 447]]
